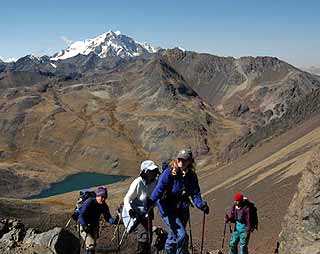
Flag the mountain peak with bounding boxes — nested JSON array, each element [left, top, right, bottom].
[[0, 56, 17, 63], [51, 31, 159, 61]]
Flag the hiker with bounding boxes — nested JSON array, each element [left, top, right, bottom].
[[78, 186, 119, 254], [225, 193, 252, 254], [148, 148, 209, 254], [123, 160, 159, 254]]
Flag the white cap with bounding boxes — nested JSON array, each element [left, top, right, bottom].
[[140, 160, 158, 173]]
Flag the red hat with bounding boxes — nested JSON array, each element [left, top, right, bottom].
[[234, 192, 244, 201]]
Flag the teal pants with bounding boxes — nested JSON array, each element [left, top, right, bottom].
[[229, 222, 249, 254]]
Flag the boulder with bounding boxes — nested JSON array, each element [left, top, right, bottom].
[[0, 220, 25, 243], [23, 227, 79, 254], [0, 219, 79, 254]]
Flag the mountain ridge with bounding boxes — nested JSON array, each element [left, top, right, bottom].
[[51, 30, 160, 61]]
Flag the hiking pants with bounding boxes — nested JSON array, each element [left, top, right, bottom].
[[162, 215, 187, 254], [229, 222, 250, 254], [80, 225, 98, 253], [133, 217, 152, 254]]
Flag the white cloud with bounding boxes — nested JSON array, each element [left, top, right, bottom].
[[61, 36, 73, 46]]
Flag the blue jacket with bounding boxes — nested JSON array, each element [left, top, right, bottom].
[[150, 166, 205, 216], [78, 198, 116, 227]]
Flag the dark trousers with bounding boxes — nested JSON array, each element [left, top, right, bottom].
[[133, 216, 153, 254]]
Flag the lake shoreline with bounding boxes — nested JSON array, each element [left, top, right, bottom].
[[24, 172, 128, 200]]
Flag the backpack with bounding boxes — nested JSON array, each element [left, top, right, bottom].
[[243, 198, 258, 231], [152, 226, 168, 252], [71, 189, 96, 221]]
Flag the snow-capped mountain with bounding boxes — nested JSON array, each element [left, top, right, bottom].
[[302, 66, 320, 76], [51, 30, 160, 61], [0, 56, 17, 63]]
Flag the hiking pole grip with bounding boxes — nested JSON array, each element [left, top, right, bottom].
[[188, 212, 194, 254], [221, 222, 227, 249], [200, 211, 206, 254]]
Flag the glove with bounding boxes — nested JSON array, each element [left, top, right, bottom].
[[114, 214, 120, 224], [224, 214, 229, 223], [201, 202, 209, 215], [71, 212, 78, 221], [128, 209, 136, 218], [82, 224, 90, 234]]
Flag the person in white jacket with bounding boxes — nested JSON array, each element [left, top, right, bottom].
[[123, 160, 159, 254]]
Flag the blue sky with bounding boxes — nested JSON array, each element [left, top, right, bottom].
[[1, 0, 319, 67]]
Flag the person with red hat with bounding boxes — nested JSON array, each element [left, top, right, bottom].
[[225, 192, 251, 254]]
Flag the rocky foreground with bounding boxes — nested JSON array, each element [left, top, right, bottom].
[[0, 218, 79, 254], [278, 148, 320, 254]]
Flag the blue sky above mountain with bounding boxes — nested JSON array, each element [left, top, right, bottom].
[[1, 0, 319, 67]]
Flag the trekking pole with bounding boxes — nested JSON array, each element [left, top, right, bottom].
[[200, 211, 206, 254], [65, 217, 72, 228], [188, 214, 194, 254], [147, 212, 152, 254], [82, 233, 88, 250], [221, 222, 227, 249], [117, 224, 120, 254], [111, 218, 121, 242], [78, 225, 81, 254], [118, 217, 132, 249]]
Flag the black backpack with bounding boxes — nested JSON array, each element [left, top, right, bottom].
[[244, 198, 258, 231], [71, 189, 96, 221]]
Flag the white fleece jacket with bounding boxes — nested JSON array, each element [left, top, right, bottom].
[[123, 176, 157, 213]]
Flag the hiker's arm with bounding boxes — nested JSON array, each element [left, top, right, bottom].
[[246, 207, 252, 233], [150, 169, 171, 203], [191, 173, 205, 209], [123, 178, 139, 212], [228, 207, 236, 223], [103, 204, 117, 225], [78, 199, 91, 226]]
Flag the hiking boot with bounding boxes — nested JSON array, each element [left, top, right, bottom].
[[136, 241, 151, 254], [165, 248, 175, 254]]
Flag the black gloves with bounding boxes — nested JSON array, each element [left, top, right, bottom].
[[114, 214, 120, 224], [128, 209, 136, 218], [82, 224, 90, 233], [201, 202, 209, 215], [71, 211, 78, 221]]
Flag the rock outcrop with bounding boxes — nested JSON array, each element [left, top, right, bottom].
[[278, 149, 320, 254], [0, 219, 79, 254]]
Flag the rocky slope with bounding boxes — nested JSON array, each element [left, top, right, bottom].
[[0, 218, 79, 254], [161, 48, 320, 121], [1, 35, 320, 200], [0, 55, 222, 198], [278, 148, 320, 254]]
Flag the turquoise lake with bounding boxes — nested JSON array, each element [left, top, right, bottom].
[[25, 172, 128, 200]]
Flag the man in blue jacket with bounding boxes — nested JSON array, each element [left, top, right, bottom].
[[78, 186, 118, 254], [149, 148, 209, 254]]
